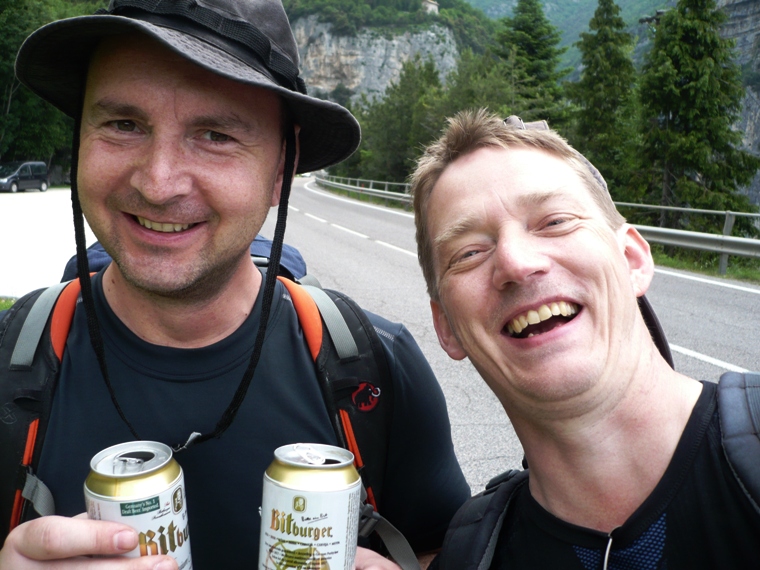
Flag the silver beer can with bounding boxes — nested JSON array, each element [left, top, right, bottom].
[[259, 443, 362, 570], [84, 441, 193, 570]]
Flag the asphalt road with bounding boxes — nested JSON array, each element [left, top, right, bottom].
[[2, 179, 758, 491]]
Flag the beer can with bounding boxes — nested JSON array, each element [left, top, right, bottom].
[[84, 441, 193, 570], [258, 443, 362, 570]]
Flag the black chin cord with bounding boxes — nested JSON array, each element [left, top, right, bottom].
[[186, 127, 296, 449], [72, 123, 298, 452], [71, 112, 141, 440]]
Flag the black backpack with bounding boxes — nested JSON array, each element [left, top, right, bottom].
[[0, 270, 420, 568], [433, 372, 760, 570]]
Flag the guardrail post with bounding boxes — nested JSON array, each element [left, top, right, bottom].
[[719, 212, 736, 275]]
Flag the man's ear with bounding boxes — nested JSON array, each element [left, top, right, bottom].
[[272, 124, 301, 207], [431, 299, 467, 361], [620, 224, 654, 297]]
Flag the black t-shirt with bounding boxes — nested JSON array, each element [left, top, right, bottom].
[[36, 270, 470, 569], [490, 381, 760, 569]]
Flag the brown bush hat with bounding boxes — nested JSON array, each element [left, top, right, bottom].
[[15, 0, 360, 174]]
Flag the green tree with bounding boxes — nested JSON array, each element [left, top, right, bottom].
[[493, 0, 568, 124], [345, 57, 442, 182], [566, 0, 639, 200], [0, 0, 102, 170], [639, 0, 760, 234], [433, 48, 529, 121]]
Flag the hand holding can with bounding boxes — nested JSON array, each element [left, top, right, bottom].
[[84, 441, 193, 569]]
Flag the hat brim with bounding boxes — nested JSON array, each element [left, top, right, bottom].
[[15, 15, 360, 173]]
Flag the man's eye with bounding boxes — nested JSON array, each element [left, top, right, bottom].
[[112, 120, 137, 132], [203, 131, 232, 142], [453, 249, 480, 264], [546, 216, 573, 227]]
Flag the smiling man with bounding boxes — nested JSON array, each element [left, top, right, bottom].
[[0, 1, 470, 568], [410, 109, 760, 569]]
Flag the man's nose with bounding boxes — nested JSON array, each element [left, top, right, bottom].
[[130, 136, 192, 204], [492, 230, 551, 288]]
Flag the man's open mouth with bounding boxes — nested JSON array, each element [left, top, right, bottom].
[[505, 302, 580, 339], [136, 215, 197, 233]]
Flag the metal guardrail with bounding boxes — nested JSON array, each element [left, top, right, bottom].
[[315, 175, 412, 203], [634, 226, 760, 258], [314, 174, 760, 274]]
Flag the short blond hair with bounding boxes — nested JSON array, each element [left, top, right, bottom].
[[410, 108, 626, 300]]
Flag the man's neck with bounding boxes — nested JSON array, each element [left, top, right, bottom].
[[101, 259, 262, 348], [513, 345, 703, 533]]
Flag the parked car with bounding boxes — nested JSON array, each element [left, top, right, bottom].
[[0, 161, 49, 192]]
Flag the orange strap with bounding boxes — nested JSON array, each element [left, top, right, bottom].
[[340, 409, 378, 510], [10, 419, 40, 530], [278, 278, 378, 510], [50, 279, 83, 361], [10, 277, 85, 530], [277, 277, 323, 360]]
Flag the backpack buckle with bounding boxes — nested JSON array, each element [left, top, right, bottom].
[[358, 503, 381, 537]]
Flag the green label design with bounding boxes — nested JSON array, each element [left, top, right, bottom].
[[120, 497, 160, 516]]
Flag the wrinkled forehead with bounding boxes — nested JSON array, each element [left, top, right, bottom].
[[436, 145, 595, 206], [83, 33, 285, 126]]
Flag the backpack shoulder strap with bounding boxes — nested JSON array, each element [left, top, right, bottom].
[[276, 276, 393, 510], [718, 371, 760, 514], [277, 277, 417, 567], [0, 279, 82, 538], [436, 469, 529, 570]]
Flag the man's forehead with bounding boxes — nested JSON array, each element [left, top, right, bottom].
[[85, 34, 284, 118], [435, 145, 586, 202]]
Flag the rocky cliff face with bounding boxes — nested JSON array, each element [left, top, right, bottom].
[[719, 0, 760, 205], [293, 15, 458, 103], [292, 5, 760, 205]]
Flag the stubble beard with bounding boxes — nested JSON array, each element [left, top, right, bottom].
[[110, 235, 253, 305]]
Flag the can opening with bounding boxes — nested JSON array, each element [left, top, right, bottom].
[[115, 451, 155, 474]]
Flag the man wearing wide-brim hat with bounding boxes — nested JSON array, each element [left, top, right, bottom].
[[0, 1, 470, 568]]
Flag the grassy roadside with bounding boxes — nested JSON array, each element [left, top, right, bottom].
[[651, 245, 760, 284], [0, 298, 15, 311]]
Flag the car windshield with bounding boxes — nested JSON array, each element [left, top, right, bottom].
[[0, 162, 22, 177]]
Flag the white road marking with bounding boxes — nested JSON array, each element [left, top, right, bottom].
[[655, 268, 760, 295], [669, 344, 750, 373], [303, 180, 414, 219], [305, 213, 326, 223], [375, 240, 417, 257], [331, 224, 368, 239]]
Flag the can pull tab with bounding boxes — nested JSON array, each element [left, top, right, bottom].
[[294, 444, 327, 466], [114, 451, 155, 474]]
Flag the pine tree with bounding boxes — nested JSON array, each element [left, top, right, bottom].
[[639, 0, 760, 233], [567, 0, 638, 200], [493, 0, 568, 125], [433, 48, 530, 121], [349, 57, 442, 183]]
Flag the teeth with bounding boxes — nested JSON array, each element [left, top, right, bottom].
[[508, 301, 579, 337], [137, 216, 192, 233]]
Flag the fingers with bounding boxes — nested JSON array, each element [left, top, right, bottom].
[[10, 516, 137, 559], [353, 546, 403, 570], [0, 516, 178, 569]]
